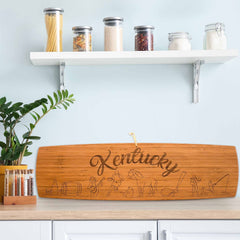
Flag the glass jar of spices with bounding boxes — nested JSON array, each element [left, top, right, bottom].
[[134, 25, 154, 51], [204, 23, 227, 50], [72, 26, 92, 52], [44, 7, 64, 52], [168, 32, 192, 50], [103, 17, 123, 51]]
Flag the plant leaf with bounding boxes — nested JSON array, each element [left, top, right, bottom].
[[30, 113, 37, 122], [23, 131, 31, 139], [47, 95, 54, 107], [24, 151, 32, 156], [61, 103, 68, 110], [58, 90, 63, 101], [0, 141, 6, 148], [33, 111, 40, 120], [4, 131, 10, 137], [54, 92, 58, 104], [0, 97, 6, 106], [42, 103, 47, 113], [65, 89, 69, 98], [63, 101, 70, 106], [25, 136, 41, 140], [30, 123, 35, 130]]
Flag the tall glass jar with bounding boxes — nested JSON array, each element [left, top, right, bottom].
[[168, 32, 192, 50], [204, 23, 227, 50], [103, 17, 123, 51], [134, 25, 154, 51], [72, 26, 92, 52], [44, 8, 64, 52]]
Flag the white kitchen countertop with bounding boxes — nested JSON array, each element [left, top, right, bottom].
[[0, 198, 240, 220]]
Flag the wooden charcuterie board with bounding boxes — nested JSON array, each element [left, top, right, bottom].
[[36, 143, 238, 200]]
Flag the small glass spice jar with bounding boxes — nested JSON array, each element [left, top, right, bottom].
[[103, 17, 123, 51], [168, 32, 192, 50], [134, 25, 154, 51], [204, 23, 227, 50], [72, 26, 92, 52], [43, 7, 64, 52]]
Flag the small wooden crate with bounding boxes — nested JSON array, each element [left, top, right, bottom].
[[3, 196, 37, 205]]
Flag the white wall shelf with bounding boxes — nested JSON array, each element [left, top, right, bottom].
[[30, 50, 238, 103]]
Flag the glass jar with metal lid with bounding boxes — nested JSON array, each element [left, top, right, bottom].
[[168, 32, 192, 50], [103, 17, 123, 51], [134, 25, 154, 51], [43, 7, 64, 52], [204, 23, 227, 50], [72, 26, 92, 52]]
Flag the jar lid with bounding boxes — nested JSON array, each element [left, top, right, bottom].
[[72, 26, 93, 31], [134, 25, 155, 30], [43, 7, 64, 13], [205, 22, 225, 32], [103, 17, 124, 22], [168, 32, 191, 41]]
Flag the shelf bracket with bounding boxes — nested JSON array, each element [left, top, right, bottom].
[[193, 60, 204, 104], [60, 62, 65, 91]]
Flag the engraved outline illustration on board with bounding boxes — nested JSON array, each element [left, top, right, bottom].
[[44, 147, 231, 199]]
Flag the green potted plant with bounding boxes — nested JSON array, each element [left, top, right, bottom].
[[0, 90, 75, 199]]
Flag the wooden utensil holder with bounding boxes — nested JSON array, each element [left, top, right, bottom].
[[3, 196, 37, 205]]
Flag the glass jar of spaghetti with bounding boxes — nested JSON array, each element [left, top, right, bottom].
[[134, 25, 154, 51], [72, 26, 92, 52], [44, 7, 64, 52]]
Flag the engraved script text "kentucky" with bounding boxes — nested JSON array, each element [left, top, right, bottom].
[[89, 147, 180, 177]]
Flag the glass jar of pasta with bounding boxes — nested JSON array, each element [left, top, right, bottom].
[[72, 26, 92, 52], [43, 7, 64, 52]]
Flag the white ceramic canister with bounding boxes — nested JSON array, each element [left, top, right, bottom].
[[168, 32, 192, 50], [204, 23, 227, 50], [103, 17, 123, 51]]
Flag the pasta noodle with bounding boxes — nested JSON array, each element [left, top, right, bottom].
[[45, 12, 63, 52]]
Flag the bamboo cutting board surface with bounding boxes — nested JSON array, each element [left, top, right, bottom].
[[36, 143, 238, 200]]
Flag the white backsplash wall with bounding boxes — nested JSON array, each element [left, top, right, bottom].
[[0, 0, 239, 197]]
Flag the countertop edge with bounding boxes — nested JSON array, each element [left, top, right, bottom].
[[1, 210, 240, 220]]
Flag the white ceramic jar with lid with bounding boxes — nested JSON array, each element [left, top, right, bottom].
[[168, 32, 192, 50], [103, 17, 123, 51], [204, 23, 227, 50]]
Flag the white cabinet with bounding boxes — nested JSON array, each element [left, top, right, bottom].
[[1, 219, 240, 240], [158, 220, 240, 240], [53, 221, 157, 240], [0, 221, 51, 240]]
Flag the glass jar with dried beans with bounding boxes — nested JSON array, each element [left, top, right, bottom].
[[134, 25, 154, 51], [72, 26, 92, 52]]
